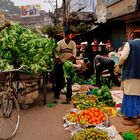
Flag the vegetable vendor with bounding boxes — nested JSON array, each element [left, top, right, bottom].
[[54, 29, 77, 103], [94, 55, 120, 87], [119, 30, 140, 126]]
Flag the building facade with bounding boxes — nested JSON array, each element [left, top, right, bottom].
[[0, 12, 5, 25], [1, 10, 52, 28], [95, 0, 140, 48]]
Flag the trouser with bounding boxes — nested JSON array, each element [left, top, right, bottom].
[[54, 63, 73, 99], [66, 77, 72, 99], [54, 63, 65, 98], [96, 61, 120, 86]]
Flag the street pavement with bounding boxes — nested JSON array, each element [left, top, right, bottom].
[[13, 83, 72, 140], [13, 83, 138, 140]]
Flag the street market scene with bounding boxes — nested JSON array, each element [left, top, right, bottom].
[[0, 0, 140, 140]]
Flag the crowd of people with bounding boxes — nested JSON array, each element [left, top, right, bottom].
[[53, 28, 140, 126]]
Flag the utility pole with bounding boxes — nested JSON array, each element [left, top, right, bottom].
[[55, 0, 58, 23], [53, 0, 58, 25], [44, 0, 58, 24], [63, 0, 68, 33]]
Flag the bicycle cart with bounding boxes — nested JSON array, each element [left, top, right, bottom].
[[0, 68, 47, 140]]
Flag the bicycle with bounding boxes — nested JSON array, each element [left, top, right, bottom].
[[0, 68, 21, 140], [0, 66, 47, 140]]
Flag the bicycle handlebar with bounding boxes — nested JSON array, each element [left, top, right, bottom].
[[0, 65, 27, 73]]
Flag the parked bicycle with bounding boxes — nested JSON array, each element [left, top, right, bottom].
[[0, 68, 21, 140], [0, 66, 45, 140]]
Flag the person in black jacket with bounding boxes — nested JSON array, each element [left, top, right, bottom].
[[94, 55, 120, 87], [84, 41, 94, 75]]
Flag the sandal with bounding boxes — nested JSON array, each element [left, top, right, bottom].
[[60, 101, 71, 104], [123, 116, 132, 120], [51, 100, 58, 104], [123, 118, 138, 126], [47, 103, 56, 107]]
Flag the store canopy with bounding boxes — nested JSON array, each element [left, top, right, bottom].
[[73, 24, 102, 43], [89, 25, 100, 31]]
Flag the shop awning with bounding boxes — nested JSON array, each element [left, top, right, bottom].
[[90, 25, 100, 31]]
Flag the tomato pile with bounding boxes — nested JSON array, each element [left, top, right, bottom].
[[66, 107, 107, 125]]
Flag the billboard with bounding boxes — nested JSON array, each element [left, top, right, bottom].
[[20, 4, 41, 17]]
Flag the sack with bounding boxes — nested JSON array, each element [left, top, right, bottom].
[[114, 65, 121, 74], [18, 91, 39, 104]]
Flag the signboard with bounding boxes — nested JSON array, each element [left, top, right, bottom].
[[20, 4, 41, 17]]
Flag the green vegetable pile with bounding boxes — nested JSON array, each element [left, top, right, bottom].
[[122, 131, 138, 140], [86, 75, 96, 85], [72, 93, 98, 110], [63, 60, 75, 78], [72, 74, 115, 88], [0, 22, 57, 74], [72, 74, 85, 84], [122, 127, 140, 140], [91, 85, 116, 107]]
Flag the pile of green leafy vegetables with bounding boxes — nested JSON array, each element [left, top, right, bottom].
[[90, 85, 116, 107], [0, 22, 57, 74], [63, 60, 75, 79]]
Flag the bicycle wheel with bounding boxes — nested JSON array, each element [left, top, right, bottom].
[[0, 92, 20, 140]]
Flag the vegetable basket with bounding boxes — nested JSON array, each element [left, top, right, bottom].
[[71, 126, 111, 140], [65, 108, 109, 128]]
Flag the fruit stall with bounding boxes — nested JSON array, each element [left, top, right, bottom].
[[62, 72, 140, 140]]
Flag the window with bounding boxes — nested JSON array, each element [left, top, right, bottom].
[[103, 0, 122, 6]]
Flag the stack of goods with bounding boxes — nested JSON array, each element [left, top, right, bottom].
[[0, 22, 57, 74], [63, 77, 123, 139], [72, 88, 117, 117]]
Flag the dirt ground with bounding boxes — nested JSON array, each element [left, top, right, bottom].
[[13, 83, 139, 140]]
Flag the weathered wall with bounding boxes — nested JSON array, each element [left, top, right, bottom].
[[126, 21, 140, 38], [96, 0, 107, 23], [107, 0, 137, 19], [0, 12, 5, 24]]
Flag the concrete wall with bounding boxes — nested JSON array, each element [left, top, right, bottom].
[[96, 0, 107, 23], [69, 0, 96, 13], [107, 0, 137, 19], [126, 21, 140, 38], [0, 12, 5, 24]]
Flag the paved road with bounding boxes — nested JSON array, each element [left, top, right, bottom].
[[13, 84, 72, 140], [12, 84, 138, 140]]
